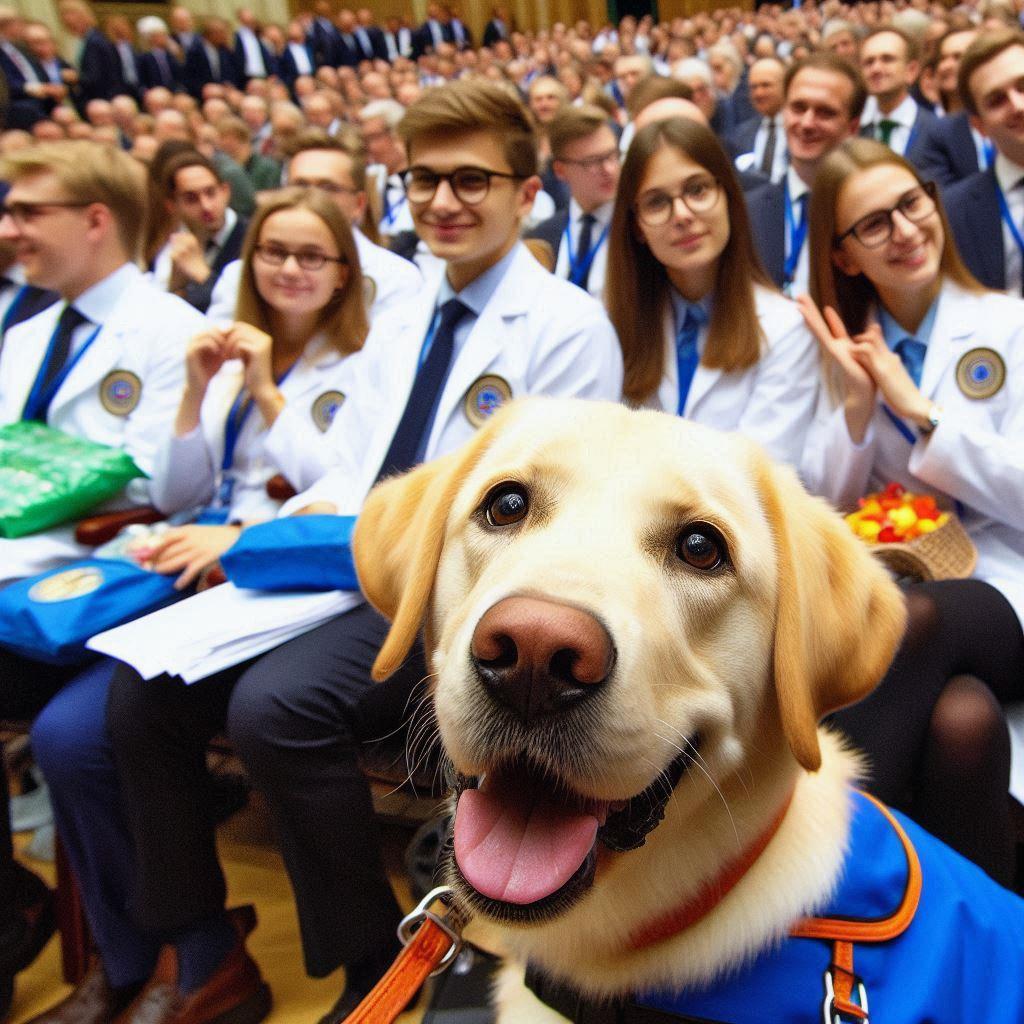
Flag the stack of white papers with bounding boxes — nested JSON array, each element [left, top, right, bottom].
[[87, 582, 363, 683]]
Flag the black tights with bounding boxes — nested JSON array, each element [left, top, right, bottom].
[[830, 579, 1024, 887]]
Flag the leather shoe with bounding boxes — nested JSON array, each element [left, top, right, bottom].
[[114, 907, 270, 1024], [20, 958, 137, 1024]]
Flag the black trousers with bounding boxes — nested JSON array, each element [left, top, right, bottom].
[[106, 603, 429, 977], [0, 651, 78, 918]]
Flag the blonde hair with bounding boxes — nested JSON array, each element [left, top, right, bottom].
[[0, 140, 146, 258], [235, 187, 368, 357]]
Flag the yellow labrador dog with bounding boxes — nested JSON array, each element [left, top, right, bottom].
[[353, 399, 1024, 1024]]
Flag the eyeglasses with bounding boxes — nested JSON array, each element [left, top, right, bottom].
[[557, 148, 620, 172], [290, 179, 361, 197], [402, 165, 523, 205], [254, 243, 346, 270], [835, 182, 938, 249], [0, 200, 91, 226], [635, 175, 721, 226]]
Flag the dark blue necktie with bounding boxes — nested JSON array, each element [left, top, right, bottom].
[[375, 298, 471, 481], [894, 336, 926, 388], [40, 305, 86, 395], [675, 303, 707, 415]]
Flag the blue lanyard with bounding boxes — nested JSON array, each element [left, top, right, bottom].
[[562, 220, 610, 288], [881, 404, 917, 445], [783, 180, 809, 285], [1, 284, 29, 335], [382, 190, 407, 228], [995, 180, 1024, 266], [21, 317, 102, 422], [219, 361, 298, 480], [982, 138, 996, 169]]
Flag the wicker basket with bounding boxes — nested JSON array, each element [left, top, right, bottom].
[[870, 512, 977, 582]]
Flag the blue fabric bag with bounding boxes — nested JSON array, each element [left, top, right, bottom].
[[220, 515, 359, 592], [0, 559, 180, 664]]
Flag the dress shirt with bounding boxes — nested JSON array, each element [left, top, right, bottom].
[[784, 165, 811, 298], [863, 94, 919, 157], [995, 151, 1024, 295], [237, 26, 267, 77], [754, 113, 787, 183], [553, 199, 614, 300], [1, 40, 40, 82], [287, 41, 313, 75]]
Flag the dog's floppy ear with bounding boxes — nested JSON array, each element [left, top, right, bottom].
[[353, 405, 514, 682], [755, 454, 907, 771]]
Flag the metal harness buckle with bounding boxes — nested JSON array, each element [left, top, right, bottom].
[[396, 885, 465, 977], [822, 968, 869, 1024]]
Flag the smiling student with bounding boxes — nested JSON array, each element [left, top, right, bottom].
[[87, 80, 622, 1024], [799, 138, 1024, 885], [605, 117, 818, 469]]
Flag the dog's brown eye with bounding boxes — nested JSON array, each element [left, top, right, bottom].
[[676, 525, 725, 570], [485, 485, 529, 527]]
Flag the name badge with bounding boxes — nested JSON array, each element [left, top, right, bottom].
[[955, 348, 1005, 400], [100, 370, 142, 416], [312, 390, 346, 433], [29, 566, 105, 603], [463, 375, 512, 428]]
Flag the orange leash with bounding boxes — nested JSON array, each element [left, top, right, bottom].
[[342, 887, 465, 1024]]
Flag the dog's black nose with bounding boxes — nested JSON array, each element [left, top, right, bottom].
[[471, 597, 614, 720]]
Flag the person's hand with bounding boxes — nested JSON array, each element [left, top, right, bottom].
[[184, 327, 230, 393], [224, 322, 275, 399], [796, 296, 877, 444], [138, 524, 242, 590], [60, 68, 79, 84], [168, 230, 211, 288], [847, 323, 934, 429]]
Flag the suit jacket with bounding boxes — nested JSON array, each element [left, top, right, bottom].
[[727, 114, 760, 159], [728, 72, 757, 127], [525, 208, 570, 263], [945, 166, 1005, 291], [914, 111, 982, 190], [354, 25, 388, 62], [138, 48, 183, 92], [414, 19, 454, 57], [183, 39, 242, 98], [482, 18, 507, 47], [278, 43, 316, 87], [859, 103, 939, 174], [0, 46, 50, 128], [182, 216, 248, 313], [308, 18, 341, 68], [232, 30, 275, 81], [540, 163, 571, 211], [334, 32, 361, 67], [449, 18, 473, 50], [746, 179, 786, 288], [76, 28, 125, 105], [384, 28, 414, 60]]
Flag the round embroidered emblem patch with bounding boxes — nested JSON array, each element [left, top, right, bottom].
[[463, 375, 512, 428], [100, 370, 142, 416], [29, 566, 105, 603], [955, 348, 1005, 400], [312, 390, 346, 433]]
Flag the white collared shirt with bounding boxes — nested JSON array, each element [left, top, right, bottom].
[[864, 93, 919, 156], [995, 151, 1024, 295], [287, 40, 312, 75], [61, 262, 141, 354], [753, 113, 788, 183], [784, 166, 811, 298], [2, 40, 40, 83], [554, 199, 613, 301], [237, 26, 267, 77]]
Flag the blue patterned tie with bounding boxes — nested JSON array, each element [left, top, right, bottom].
[[375, 298, 471, 481], [894, 336, 926, 388], [675, 304, 707, 415]]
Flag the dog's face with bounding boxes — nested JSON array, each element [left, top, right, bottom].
[[354, 400, 905, 939]]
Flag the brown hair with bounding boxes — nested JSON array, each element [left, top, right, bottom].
[[547, 104, 614, 161], [161, 150, 224, 197], [0, 140, 145, 258], [626, 75, 694, 121], [398, 79, 538, 177], [605, 118, 771, 405], [235, 187, 368, 357], [808, 138, 983, 334], [862, 25, 921, 64], [784, 52, 868, 121], [957, 27, 1024, 115]]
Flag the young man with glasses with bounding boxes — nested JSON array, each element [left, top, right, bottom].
[[527, 105, 621, 299], [747, 53, 866, 296], [54, 80, 621, 1024], [0, 141, 205, 1021]]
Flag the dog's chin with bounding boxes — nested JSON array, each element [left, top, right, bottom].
[[444, 742, 697, 925]]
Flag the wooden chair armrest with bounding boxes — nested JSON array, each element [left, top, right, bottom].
[[265, 474, 297, 502], [74, 507, 163, 546]]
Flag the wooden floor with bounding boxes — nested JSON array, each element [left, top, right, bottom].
[[10, 798, 428, 1024]]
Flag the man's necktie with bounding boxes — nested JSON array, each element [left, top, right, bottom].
[[375, 298, 471, 481], [675, 304, 708, 415], [894, 336, 926, 388], [156, 49, 171, 86], [572, 213, 596, 290], [760, 118, 777, 177], [878, 119, 899, 147], [30, 305, 87, 420]]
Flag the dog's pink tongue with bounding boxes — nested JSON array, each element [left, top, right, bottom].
[[454, 778, 598, 905]]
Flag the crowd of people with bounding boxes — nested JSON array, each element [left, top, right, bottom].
[[1, 0, 1024, 1022]]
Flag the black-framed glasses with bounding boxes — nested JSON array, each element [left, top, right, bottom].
[[0, 200, 91, 226], [835, 182, 938, 249], [290, 178, 361, 197], [634, 175, 721, 226], [402, 165, 523, 205], [254, 243, 346, 270], [557, 148, 620, 172]]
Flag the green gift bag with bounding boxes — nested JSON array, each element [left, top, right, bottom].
[[0, 421, 144, 538]]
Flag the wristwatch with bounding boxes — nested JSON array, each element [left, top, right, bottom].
[[918, 403, 942, 436]]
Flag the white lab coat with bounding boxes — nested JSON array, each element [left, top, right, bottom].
[[644, 285, 820, 470], [205, 230, 423, 325], [150, 334, 366, 522], [0, 266, 206, 581], [801, 281, 1024, 626], [283, 242, 624, 516]]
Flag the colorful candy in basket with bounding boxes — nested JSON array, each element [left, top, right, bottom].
[[845, 482, 977, 581]]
